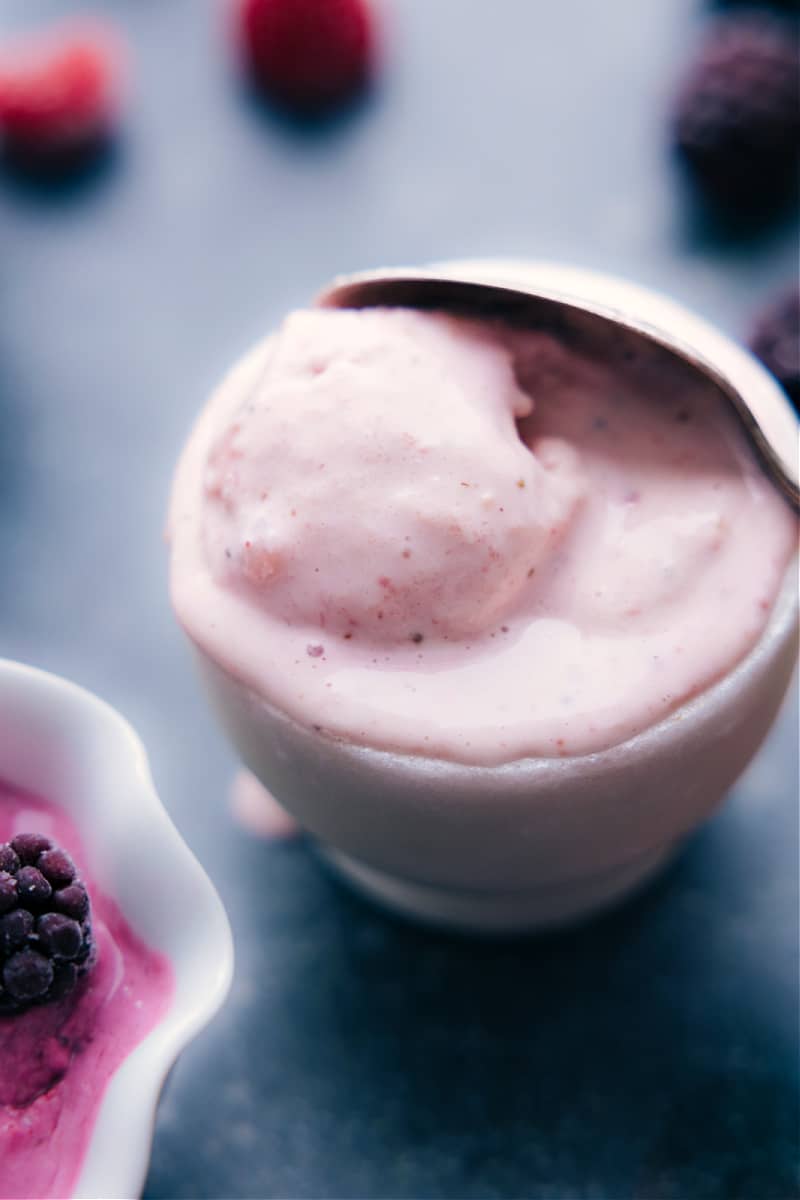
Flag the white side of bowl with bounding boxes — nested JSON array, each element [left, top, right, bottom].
[[0, 660, 234, 1200], [194, 555, 797, 917]]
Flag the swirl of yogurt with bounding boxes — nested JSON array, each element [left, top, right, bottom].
[[201, 309, 585, 643]]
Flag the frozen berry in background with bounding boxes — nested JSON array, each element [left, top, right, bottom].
[[238, 0, 374, 114], [672, 14, 800, 216], [749, 287, 800, 412], [717, 0, 799, 10], [0, 833, 94, 1014], [0, 26, 122, 176]]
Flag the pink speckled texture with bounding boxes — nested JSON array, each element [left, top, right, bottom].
[[170, 308, 796, 764]]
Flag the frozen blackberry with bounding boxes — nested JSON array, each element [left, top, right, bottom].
[[0, 832, 93, 1014], [0, 844, 20, 873], [54, 882, 90, 920], [672, 14, 800, 215], [0, 909, 34, 954], [749, 286, 800, 411], [39, 847, 78, 888], [16, 866, 52, 908], [4, 948, 53, 1004], [12, 832, 52, 864], [0, 872, 17, 914]]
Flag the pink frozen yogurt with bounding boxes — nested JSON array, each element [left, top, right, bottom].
[[0, 780, 173, 1200], [169, 307, 797, 765]]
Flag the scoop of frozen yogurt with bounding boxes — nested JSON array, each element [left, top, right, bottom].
[[200, 308, 585, 642]]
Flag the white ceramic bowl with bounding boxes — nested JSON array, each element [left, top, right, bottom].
[[0, 658, 234, 1200], [177, 261, 799, 934]]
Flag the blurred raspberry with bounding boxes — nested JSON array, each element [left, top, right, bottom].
[[0, 25, 122, 176], [749, 286, 800, 411], [672, 14, 800, 216], [239, 0, 374, 114]]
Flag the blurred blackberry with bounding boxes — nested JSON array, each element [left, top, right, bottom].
[[716, 1, 798, 11], [672, 14, 800, 216], [0, 833, 94, 1014], [749, 286, 800, 410]]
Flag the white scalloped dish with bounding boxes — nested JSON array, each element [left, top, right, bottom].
[[0, 659, 233, 1200]]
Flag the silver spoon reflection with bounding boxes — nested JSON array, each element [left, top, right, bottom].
[[318, 264, 799, 514]]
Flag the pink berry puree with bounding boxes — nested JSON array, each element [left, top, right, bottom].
[[169, 308, 797, 765], [0, 780, 173, 1200]]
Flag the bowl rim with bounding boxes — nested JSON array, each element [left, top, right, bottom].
[[0, 657, 234, 1200], [195, 554, 798, 780]]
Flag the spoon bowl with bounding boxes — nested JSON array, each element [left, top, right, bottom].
[[319, 260, 799, 512]]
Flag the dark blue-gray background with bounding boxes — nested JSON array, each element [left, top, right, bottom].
[[1, 2, 797, 1197]]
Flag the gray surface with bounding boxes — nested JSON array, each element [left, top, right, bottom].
[[1, 2, 798, 1197]]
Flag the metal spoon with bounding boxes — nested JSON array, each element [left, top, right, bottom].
[[317, 262, 799, 514]]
